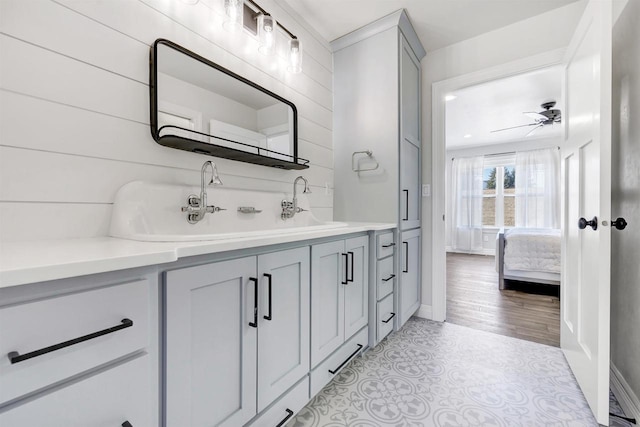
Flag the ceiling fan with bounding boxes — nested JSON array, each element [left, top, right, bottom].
[[491, 101, 562, 137]]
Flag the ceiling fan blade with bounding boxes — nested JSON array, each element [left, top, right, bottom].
[[490, 123, 539, 133], [525, 124, 544, 137], [524, 112, 547, 121]]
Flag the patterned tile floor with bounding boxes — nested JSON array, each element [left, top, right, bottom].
[[289, 317, 634, 427]]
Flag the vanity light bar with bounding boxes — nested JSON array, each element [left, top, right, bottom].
[[181, 0, 302, 73], [244, 0, 302, 73], [244, 0, 296, 39]]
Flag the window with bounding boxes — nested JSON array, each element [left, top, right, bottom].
[[482, 155, 516, 228]]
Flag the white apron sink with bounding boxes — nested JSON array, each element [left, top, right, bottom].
[[109, 181, 347, 242]]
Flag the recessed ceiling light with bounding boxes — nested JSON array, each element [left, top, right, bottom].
[[445, 94, 457, 101], [463, 134, 472, 138]]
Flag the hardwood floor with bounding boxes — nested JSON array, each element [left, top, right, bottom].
[[446, 252, 560, 347]]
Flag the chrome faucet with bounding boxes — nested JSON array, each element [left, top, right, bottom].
[[281, 176, 311, 220], [181, 161, 225, 224]]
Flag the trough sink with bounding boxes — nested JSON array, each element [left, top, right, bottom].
[[110, 181, 347, 242]]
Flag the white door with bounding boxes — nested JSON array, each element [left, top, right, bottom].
[[344, 236, 369, 338], [165, 257, 257, 427], [257, 247, 310, 412], [399, 228, 421, 327], [561, 1, 612, 424], [311, 240, 346, 366]]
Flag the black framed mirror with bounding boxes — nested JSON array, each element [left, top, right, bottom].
[[150, 39, 309, 170]]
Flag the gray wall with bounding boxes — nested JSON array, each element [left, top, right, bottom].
[[611, 0, 640, 405]]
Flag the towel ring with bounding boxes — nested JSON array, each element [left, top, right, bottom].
[[352, 150, 379, 173]]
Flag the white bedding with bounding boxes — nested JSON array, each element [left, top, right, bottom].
[[503, 228, 561, 273]]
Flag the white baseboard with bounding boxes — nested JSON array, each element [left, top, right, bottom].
[[415, 304, 433, 320], [610, 362, 640, 421], [446, 247, 495, 256]]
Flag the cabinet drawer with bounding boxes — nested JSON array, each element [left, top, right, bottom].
[[377, 293, 395, 342], [376, 232, 395, 259], [248, 376, 309, 427], [0, 279, 150, 404], [376, 256, 395, 300], [310, 327, 368, 398], [0, 355, 152, 427]]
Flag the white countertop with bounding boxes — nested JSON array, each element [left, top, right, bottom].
[[0, 222, 395, 289]]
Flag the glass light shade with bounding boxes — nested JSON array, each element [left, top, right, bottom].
[[258, 14, 276, 55], [223, 0, 243, 32], [288, 38, 302, 73]]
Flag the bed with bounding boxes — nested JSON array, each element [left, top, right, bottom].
[[496, 228, 561, 290]]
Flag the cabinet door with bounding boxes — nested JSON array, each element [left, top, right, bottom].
[[344, 236, 369, 339], [257, 247, 310, 412], [401, 139, 420, 230], [401, 35, 421, 148], [165, 257, 257, 427], [311, 240, 346, 367], [399, 229, 421, 328]]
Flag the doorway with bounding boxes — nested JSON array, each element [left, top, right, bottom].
[[440, 67, 562, 346]]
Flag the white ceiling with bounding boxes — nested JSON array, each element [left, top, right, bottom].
[[282, 0, 580, 52], [445, 66, 562, 150]]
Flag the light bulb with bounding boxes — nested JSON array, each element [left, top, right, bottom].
[[258, 14, 276, 55], [223, 0, 243, 32], [288, 38, 302, 74]]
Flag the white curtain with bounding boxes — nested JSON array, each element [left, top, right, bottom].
[[515, 148, 560, 228], [451, 156, 484, 252]]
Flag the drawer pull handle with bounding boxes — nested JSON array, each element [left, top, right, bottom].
[[263, 273, 273, 321], [382, 274, 395, 282], [381, 242, 395, 248], [275, 408, 294, 427], [122, 422, 133, 427], [403, 189, 409, 221], [347, 251, 354, 283], [8, 318, 133, 365], [341, 253, 348, 285], [328, 343, 363, 375], [382, 312, 396, 323], [403, 241, 409, 273], [249, 277, 258, 328]]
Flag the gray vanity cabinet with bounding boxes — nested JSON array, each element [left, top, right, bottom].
[[311, 236, 368, 367], [0, 273, 157, 427], [164, 247, 310, 426], [165, 256, 257, 427], [344, 236, 369, 338], [401, 138, 421, 230], [400, 228, 421, 326], [256, 248, 310, 412], [332, 10, 425, 336], [400, 35, 422, 232]]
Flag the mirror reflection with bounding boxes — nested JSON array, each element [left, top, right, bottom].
[[151, 39, 307, 169]]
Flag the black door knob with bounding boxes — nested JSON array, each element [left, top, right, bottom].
[[612, 217, 628, 230], [578, 216, 598, 230]]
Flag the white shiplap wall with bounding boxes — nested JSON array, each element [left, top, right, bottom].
[[0, 0, 334, 241]]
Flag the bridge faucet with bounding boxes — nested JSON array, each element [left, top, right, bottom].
[[281, 176, 311, 220], [181, 161, 225, 224]]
